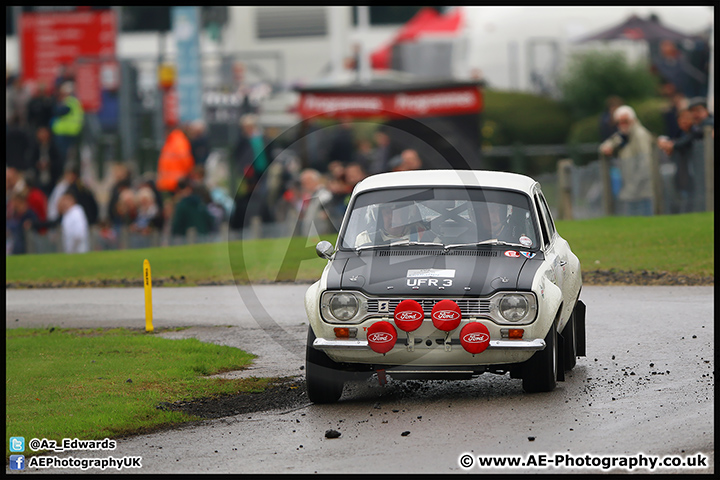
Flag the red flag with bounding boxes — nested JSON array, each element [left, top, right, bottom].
[[370, 8, 464, 70]]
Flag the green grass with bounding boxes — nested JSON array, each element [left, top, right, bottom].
[[5, 213, 714, 286], [230, 234, 337, 283], [5, 240, 235, 286], [556, 212, 714, 277], [5, 327, 269, 459], [5, 234, 336, 286]]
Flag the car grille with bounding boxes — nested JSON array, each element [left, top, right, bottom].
[[366, 298, 492, 316]]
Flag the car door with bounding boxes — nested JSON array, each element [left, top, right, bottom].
[[533, 188, 570, 325]]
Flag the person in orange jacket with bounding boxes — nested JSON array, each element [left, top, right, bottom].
[[156, 125, 195, 194]]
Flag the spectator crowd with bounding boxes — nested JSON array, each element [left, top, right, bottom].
[[6, 65, 428, 255], [6, 34, 713, 255], [6, 69, 96, 255], [227, 114, 427, 238], [599, 91, 713, 216], [595, 34, 713, 217]]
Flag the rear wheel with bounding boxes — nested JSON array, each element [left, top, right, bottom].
[[522, 324, 558, 393], [561, 308, 577, 371], [306, 327, 345, 404]]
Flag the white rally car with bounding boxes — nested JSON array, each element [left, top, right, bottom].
[[305, 170, 585, 403]]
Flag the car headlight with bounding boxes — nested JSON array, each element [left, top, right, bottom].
[[498, 294, 529, 322], [329, 293, 359, 321]]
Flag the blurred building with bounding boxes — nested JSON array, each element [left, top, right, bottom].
[[6, 6, 712, 92], [4, 6, 712, 169]]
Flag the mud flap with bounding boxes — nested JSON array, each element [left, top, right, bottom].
[[377, 369, 388, 386], [575, 300, 586, 357]]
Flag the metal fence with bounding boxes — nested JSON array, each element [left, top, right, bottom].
[[21, 224, 232, 255], [548, 129, 713, 221], [485, 129, 713, 221], [10, 128, 713, 256], [77, 49, 287, 183]]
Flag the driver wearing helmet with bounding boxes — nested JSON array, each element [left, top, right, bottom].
[[484, 203, 510, 240], [480, 203, 530, 245], [355, 202, 438, 247]]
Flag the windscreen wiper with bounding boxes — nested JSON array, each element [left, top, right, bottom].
[[388, 240, 445, 247], [355, 240, 445, 252], [355, 244, 380, 252], [444, 239, 526, 249]]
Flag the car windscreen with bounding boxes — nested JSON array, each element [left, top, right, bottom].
[[339, 187, 540, 250]]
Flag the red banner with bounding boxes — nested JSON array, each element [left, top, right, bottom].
[[19, 10, 116, 89], [74, 62, 101, 112], [164, 88, 179, 127], [297, 86, 483, 119]]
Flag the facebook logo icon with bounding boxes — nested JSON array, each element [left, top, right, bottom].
[[10, 455, 25, 470]]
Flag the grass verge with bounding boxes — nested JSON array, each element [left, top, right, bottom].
[[5, 235, 337, 287], [555, 212, 713, 277], [4, 213, 714, 286], [5, 327, 269, 459]]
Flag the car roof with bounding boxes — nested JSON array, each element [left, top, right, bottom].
[[352, 170, 539, 197]]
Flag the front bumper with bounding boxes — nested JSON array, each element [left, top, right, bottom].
[[313, 335, 546, 366], [305, 281, 556, 367], [313, 338, 545, 351]]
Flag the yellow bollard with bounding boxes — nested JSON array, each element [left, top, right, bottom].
[[143, 259, 154, 333]]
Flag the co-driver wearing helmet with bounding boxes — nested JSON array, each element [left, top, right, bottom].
[[355, 203, 438, 247]]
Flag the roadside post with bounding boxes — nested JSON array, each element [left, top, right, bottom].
[[650, 137, 664, 215], [144, 259, 154, 333], [599, 152, 614, 216], [557, 158, 574, 220]]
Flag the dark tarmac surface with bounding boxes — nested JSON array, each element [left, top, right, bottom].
[[6, 284, 714, 473]]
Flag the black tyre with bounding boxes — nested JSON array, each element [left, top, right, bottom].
[[561, 308, 577, 371], [306, 327, 345, 404], [522, 323, 558, 393]]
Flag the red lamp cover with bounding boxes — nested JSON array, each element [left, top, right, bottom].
[[394, 299, 424, 332], [367, 321, 397, 354], [431, 299, 461, 331], [459, 322, 491, 354]]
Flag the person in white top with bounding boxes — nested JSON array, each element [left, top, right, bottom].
[[57, 192, 89, 253], [47, 173, 71, 222]]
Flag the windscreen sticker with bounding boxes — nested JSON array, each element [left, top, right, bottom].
[[520, 251, 536, 259], [519, 235, 533, 247], [406, 269, 456, 278], [504, 250, 521, 258]]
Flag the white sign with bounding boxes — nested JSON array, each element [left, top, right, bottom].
[[407, 269, 456, 278]]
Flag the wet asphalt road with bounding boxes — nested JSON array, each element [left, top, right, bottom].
[[6, 285, 714, 473]]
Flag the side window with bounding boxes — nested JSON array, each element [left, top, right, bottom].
[[533, 195, 550, 247], [538, 193, 556, 238]]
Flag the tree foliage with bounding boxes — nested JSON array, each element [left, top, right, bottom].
[[482, 89, 572, 146], [558, 49, 660, 119]]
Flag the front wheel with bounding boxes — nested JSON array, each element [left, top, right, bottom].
[[306, 327, 345, 404], [522, 324, 558, 393]]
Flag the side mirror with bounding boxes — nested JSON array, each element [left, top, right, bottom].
[[316, 241, 335, 260]]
